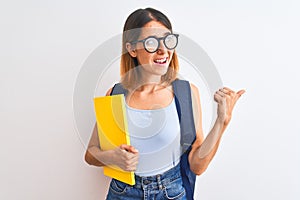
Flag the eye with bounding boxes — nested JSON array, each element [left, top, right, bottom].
[[164, 34, 177, 48], [145, 38, 158, 47]]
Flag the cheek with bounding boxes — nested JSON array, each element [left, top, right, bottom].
[[137, 51, 154, 64], [168, 51, 174, 60]]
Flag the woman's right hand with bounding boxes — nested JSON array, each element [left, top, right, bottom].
[[111, 144, 139, 172]]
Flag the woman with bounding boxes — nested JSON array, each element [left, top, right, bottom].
[[85, 8, 245, 200]]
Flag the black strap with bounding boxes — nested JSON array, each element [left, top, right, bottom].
[[172, 80, 197, 200], [172, 79, 197, 153], [110, 83, 128, 96]]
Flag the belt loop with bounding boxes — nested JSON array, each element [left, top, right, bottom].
[[156, 174, 163, 190]]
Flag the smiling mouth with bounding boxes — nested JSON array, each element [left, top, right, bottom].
[[154, 57, 167, 64]]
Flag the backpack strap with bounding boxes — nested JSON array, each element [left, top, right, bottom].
[[110, 83, 128, 96], [172, 79, 197, 153], [172, 79, 197, 200]]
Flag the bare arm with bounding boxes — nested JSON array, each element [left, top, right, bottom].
[[188, 84, 245, 175], [84, 88, 139, 171]]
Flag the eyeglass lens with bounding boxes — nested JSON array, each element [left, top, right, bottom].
[[144, 34, 178, 53]]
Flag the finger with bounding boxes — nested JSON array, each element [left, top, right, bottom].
[[218, 91, 229, 101], [120, 144, 138, 153], [126, 145, 139, 153], [130, 146, 139, 154], [130, 154, 139, 165], [119, 144, 128, 149], [237, 89, 246, 97], [216, 90, 225, 97], [219, 89, 233, 97], [125, 155, 139, 171], [223, 87, 234, 93], [127, 165, 137, 172], [124, 161, 137, 172], [218, 88, 226, 94], [127, 167, 137, 172], [131, 161, 139, 171], [222, 88, 234, 96], [214, 91, 224, 99], [124, 150, 139, 160], [214, 93, 220, 102], [214, 93, 225, 103], [223, 87, 246, 96], [126, 152, 139, 160]]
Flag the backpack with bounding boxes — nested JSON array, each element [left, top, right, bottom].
[[110, 79, 197, 200]]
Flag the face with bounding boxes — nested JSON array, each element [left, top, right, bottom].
[[127, 21, 175, 78]]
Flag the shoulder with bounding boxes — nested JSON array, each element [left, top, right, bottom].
[[105, 83, 128, 96], [105, 88, 113, 96], [173, 79, 198, 90], [189, 83, 200, 99], [189, 83, 201, 108], [172, 79, 200, 97], [190, 83, 199, 94]]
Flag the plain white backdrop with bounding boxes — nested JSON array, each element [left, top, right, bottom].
[[1, 0, 299, 199]]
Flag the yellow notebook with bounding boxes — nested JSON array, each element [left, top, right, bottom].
[[93, 94, 135, 185]]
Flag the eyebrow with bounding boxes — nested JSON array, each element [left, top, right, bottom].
[[163, 31, 172, 35], [145, 31, 172, 38]]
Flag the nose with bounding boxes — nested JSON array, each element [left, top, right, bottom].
[[156, 39, 167, 54]]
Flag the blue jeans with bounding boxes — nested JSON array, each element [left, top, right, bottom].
[[106, 164, 187, 200]]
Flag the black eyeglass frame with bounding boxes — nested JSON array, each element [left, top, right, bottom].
[[130, 33, 179, 53]]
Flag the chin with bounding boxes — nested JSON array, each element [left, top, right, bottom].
[[153, 66, 169, 76]]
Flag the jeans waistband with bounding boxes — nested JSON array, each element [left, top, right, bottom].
[[133, 164, 181, 190]]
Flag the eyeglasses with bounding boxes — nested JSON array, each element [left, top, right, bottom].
[[131, 33, 179, 53]]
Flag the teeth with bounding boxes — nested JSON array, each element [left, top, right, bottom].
[[154, 58, 167, 63]]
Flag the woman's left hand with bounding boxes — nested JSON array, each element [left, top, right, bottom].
[[214, 87, 245, 126]]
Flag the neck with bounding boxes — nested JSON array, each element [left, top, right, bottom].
[[137, 72, 163, 92], [137, 82, 165, 93]]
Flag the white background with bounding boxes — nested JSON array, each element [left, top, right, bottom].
[[1, 0, 299, 199]]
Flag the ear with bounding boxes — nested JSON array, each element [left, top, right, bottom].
[[126, 42, 137, 57]]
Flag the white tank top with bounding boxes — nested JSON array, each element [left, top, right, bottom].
[[125, 98, 181, 176]]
